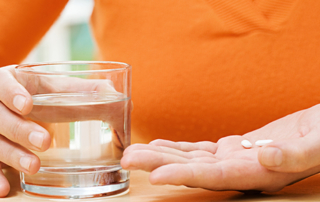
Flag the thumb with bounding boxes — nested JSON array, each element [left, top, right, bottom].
[[0, 65, 33, 115], [258, 130, 320, 173]]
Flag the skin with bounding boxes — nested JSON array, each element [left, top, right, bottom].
[[121, 105, 320, 192], [0, 65, 128, 197]]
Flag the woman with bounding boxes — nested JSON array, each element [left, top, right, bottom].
[[0, 0, 320, 196]]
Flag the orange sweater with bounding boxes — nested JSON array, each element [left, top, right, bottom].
[[1, 0, 320, 143]]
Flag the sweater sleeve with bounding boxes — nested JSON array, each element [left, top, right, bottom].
[[0, 0, 68, 66]]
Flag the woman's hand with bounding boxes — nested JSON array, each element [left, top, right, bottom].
[[121, 104, 320, 192], [253, 104, 320, 173], [0, 65, 129, 197], [0, 65, 51, 197]]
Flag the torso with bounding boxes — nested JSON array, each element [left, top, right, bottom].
[[91, 0, 320, 143]]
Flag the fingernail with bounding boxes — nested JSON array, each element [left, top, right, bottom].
[[28, 132, 44, 149], [20, 156, 32, 171], [13, 95, 26, 112], [261, 147, 283, 166]]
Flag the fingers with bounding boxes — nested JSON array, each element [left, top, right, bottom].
[[258, 129, 320, 173], [124, 144, 214, 158], [149, 161, 246, 190], [15, 71, 118, 95], [121, 144, 218, 171], [39, 77, 118, 94], [149, 139, 218, 154], [0, 66, 33, 115], [0, 136, 40, 175], [0, 103, 51, 152], [0, 164, 10, 197], [148, 160, 287, 192], [121, 150, 189, 171]]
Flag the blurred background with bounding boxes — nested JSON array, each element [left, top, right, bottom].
[[24, 0, 95, 63]]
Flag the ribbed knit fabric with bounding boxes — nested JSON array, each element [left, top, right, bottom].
[[206, 0, 298, 33], [91, 0, 320, 143], [1, 0, 320, 144]]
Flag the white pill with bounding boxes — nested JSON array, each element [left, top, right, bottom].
[[241, 140, 252, 148], [255, 139, 273, 146]]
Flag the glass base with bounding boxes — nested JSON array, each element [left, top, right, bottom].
[[20, 166, 130, 199], [21, 181, 129, 199]]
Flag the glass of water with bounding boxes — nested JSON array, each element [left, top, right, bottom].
[[15, 61, 131, 199]]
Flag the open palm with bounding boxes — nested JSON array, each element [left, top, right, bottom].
[[121, 105, 320, 192]]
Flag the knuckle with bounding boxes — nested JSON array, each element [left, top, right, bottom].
[[5, 85, 19, 97], [197, 141, 212, 148], [90, 82, 99, 92], [0, 136, 16, 165], [217, 136, 228, 144], [199, 141, 213, 145], [297, 125, 311, 137], [10, 120, 26, 142], [96, 80, 116, 92], [149, 139, 164, 145], [4, 147, 16, 166], [127, 144, 142, 151], [198, 141, 217, 153], [106, 80, 114, 87]]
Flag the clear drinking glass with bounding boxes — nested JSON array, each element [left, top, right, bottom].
[[15, 61, 131, 199]]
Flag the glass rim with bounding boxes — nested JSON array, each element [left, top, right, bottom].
[[15, 61, 131, 75]]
